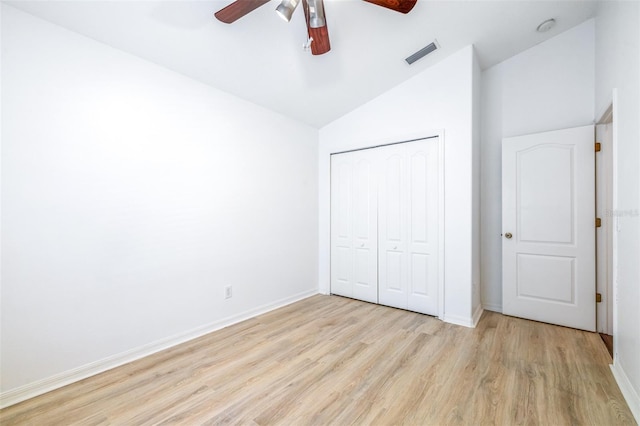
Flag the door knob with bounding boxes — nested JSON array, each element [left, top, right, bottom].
[[393, 246, 398, 250], [505, 232, 513, 239], [360, 243, 365, 247]]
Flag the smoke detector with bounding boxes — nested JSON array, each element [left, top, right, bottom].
[[536, 18, 556, 33]]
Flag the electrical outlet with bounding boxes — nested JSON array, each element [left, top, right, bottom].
[[225, 286, 233, 299]]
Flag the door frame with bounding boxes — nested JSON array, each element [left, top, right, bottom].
[[325, 130, 445, 319], [596, 105, 614, 335], [595, 91, 618, 352]]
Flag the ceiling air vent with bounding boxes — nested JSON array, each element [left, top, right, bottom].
[[405, 40, 439, 65]]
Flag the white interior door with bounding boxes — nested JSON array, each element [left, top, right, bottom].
[[330, 150, 378, 303], [378, 138, 439, 315], [502, 125, 596, 331]]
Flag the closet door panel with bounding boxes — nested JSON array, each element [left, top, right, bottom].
[[378, 145, 408, 310], [408, 150, 429, 298], [384, 155, 403, 241], [352, 154, 378, 303], [407, 139, 439, 315], [410, 254, 429, 294], [330, 151, 377, 304], [331, 154, 353, 298]]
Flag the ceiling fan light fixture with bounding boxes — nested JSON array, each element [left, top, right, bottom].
[[276, 0, 300, 22], [307, 0, 326, 28]]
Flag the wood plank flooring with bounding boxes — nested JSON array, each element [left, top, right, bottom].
[[1, 295, 636, 425]]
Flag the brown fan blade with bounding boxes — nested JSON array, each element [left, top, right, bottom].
[[362, 0, 417, 14], [308, 26, 330, 55], [302, 0, 330, 55], [214, 0, 271, 23]]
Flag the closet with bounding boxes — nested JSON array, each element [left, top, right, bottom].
[[330, 137, 440, 316]]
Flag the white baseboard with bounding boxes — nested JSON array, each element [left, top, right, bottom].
[[443, 304, 484, 328], [472, 304, 484, 327], [0, 289, 318, 409], [611, 362, 640, 423], [482, 303, 502, 313], [443, 314, 473, 328]]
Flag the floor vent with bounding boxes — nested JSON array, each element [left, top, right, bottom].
[[405, 40, 439, 65]]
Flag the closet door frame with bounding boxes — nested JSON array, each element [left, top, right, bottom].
[[328, 132, 445, 320]]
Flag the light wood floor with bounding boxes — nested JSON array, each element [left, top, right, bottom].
[[1, 295, 636, 425]]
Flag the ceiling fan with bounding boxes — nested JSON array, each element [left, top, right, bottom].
[[214, 0, 418, 55]]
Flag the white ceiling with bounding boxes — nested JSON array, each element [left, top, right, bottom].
[[7, 0, 598, 127]]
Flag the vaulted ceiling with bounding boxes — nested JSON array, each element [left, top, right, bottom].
[[7, 0, 598, 127]]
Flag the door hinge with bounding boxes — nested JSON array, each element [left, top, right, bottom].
[[595, 142, 602, 152], [596, 293, 602, 303], [596, 218, 602, 228]]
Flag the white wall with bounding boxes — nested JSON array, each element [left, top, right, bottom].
[[472, 48, 482, 318], [480, 20, 595, 312], [1, 4, 318, 402], [595, 1, 640, 420], [319, 45, 478, 326]]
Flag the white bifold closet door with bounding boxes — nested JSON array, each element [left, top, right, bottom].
[[330, 138, 439, 315], [330, 148, 378, 304], [377, 141, 439, 314]]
